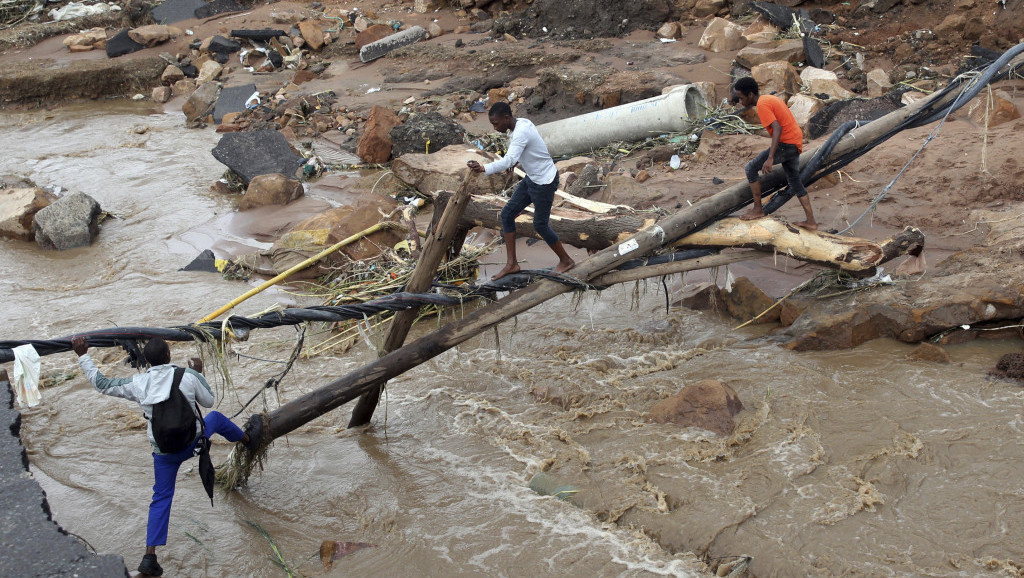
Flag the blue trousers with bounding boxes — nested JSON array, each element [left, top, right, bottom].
[[500, 173, 560, 245], [146, 411, 243, 547]]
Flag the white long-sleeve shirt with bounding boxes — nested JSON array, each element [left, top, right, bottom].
[[77, 353, 213, 453], [483, 118, 558, 185]]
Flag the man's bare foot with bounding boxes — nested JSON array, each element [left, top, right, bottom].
[[739, 209, 765, 221], [491, 263, 521, 281], [794, 221, 818, 231], [554, 258, 575, 274]]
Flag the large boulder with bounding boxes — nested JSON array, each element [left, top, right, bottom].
[[356, 105, 402, 164], [0, 188, 57, 241], [299, 20, 324, 51], [128, 24, 171, 47], [211, 130, 305, 184], [787, 93, 825, 134], [33, 192, 102, 250], [183, 82, 220, 125], [698, 17, 747, 53], [735, 39, 804, 69], [742, 16, 779, 43], [719, 276, 780, 324], [391, 144, 509, 195], [966, 91, 1021, 128], [647, 379, 744, 436], [751, 60, 801, 99], [390, 112, 467, 159], [231, 193, 404, 277], [866, 68, 893, 98], [239, 173, 304, 210], [800, 67, 854, 101], [196, 60, 223, 85]]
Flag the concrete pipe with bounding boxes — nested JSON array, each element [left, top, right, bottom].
[[535, 85, 708, 158]]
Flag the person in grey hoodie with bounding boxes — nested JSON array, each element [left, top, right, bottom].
[[72, 336, 260, 577]]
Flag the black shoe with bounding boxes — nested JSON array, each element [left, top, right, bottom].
[[138, 553, 163, 576], [243, 415, 263, 453]]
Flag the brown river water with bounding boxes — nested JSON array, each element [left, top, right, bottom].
[[3, 103, 1024, 577]]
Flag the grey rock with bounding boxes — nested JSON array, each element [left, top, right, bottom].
[[105, 28, 145, 58], [213, 83, 257, 123], [183, 81, 220, 126], [151, 0, 205, 24], [211, 130, 305, 184], [390, 112, 466, 158], [33, 192, 102, 251]]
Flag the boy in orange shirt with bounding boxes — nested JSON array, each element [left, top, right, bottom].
[[732, 77, 817, 230]]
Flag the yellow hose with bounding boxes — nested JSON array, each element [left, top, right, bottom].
[[196, 222, 390, 324]]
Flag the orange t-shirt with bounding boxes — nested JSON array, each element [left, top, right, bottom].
[[756, 94, 803, 152]]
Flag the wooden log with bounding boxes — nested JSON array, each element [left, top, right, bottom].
[[444, 190, 660, 251], [674, 219, 925, 271], [592, 251, 761, 286], [444, 190, 923, 271], [261, 83, 963, 445], [347, 178, 474, 428]]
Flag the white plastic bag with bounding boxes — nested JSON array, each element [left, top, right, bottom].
[[12, 344, 42, 408]]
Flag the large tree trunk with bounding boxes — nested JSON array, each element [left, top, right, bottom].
[[439, 190, 924, 272], [448, 190, 660, 251], [258, 81, 960, 448]]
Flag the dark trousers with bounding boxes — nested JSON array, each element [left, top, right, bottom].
[[745, 142, 807, 198], [146, 411, 243, 547], [500, 174, 560, 245]]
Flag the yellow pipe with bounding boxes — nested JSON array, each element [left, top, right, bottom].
[[196, 222, 390, 324]]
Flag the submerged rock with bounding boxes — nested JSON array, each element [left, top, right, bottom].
[[33, 192, 102, 250], [648, 379, 744, 436]]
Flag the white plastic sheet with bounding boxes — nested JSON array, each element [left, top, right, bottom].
[[12, 344, 41, 408], [48, 2, 120, 22]]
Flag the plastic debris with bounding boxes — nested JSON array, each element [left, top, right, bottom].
[[48, 2, 119, 21], [12, 344, 41, 408]]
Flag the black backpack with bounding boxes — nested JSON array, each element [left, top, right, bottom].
[[151, 367, 200, 453]]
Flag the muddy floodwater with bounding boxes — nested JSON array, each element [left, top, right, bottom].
[[4, 105, 1024, 577]]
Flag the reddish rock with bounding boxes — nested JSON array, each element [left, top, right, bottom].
[[648, 379, 743, 436], [299, 20, 324, 51], [355, 24, 395, 50], [356, 105, 402, 164], [735, 39, 805, 69], [720, 277, 780, 324], [677, 281, 719, 311], [239, 173, 304, 210], [779, 299, 803, 327], [908, 343, 952, 363]]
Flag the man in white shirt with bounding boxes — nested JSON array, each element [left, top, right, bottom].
[[467, 102, 575, 280]]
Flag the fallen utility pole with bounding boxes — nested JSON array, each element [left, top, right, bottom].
[[348, 177, 473, 428], [254, 86, 959, 451]]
